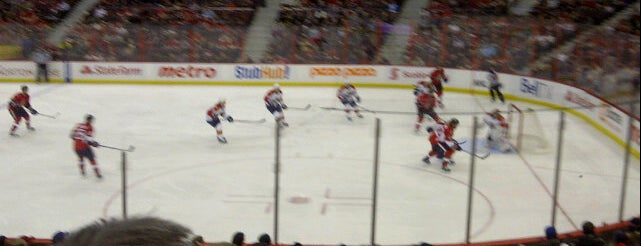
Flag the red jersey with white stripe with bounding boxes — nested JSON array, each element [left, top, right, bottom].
[[8, 92, 31, 111], [71, 123, 94, 151], [416, 93, 437, 110], [428, 121, 446, 145], [430, 68, 447, 86]]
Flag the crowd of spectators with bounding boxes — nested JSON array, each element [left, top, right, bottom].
[[261, 0, 403, 64], [0, 216, 639, 245], [1, 0, 639, 112], [59, 0, 261, 62], [406, 0, 640, 115], [0, 0, 78, 26]]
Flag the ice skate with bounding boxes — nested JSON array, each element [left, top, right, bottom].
[[356, 112, 363, 118], [441, 161, 451, 172], [217, 136, 228, 144], [280, 121, 289, 127], [422, 156, 430, 164], [441, 165, 451, 172], [346, 115, 352, 121], [27, 126, 35, 131], [445, 158, 455, 166]]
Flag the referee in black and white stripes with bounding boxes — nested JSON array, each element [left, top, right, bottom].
[[32, 48, 52, 83]]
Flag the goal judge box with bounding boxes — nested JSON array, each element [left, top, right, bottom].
[[507, 104, 552, 154]]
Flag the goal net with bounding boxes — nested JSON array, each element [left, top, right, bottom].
[[507, 103, 552, 154]]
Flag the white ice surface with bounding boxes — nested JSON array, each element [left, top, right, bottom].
[[0, 83, 638, 245]]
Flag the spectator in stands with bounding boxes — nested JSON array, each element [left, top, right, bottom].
[[59, 216, 206, 246], [542, 225, 571, 246], [0, 235, 6, 246], [51, 231, 68, 245], [251, 233, 272, 246], [575, 221, 606, 246], [615, 231, 630, 246], [232, 231, 245, 246]]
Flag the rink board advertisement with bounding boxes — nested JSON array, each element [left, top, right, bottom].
[[0, 61, 638, 156]]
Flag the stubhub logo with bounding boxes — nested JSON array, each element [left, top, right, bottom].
[[235, 66, 290, 80]]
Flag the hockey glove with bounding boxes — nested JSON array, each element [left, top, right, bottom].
[[90, 141, 100, 147], [226, 116, 234, 122], [426, 127, 433, 133], [29, 108, 38, 115], [9, 101, 20, 108]]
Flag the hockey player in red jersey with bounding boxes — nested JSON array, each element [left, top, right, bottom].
[[337, 82, 362, 121], [423, 118, 461, 172], [8, 85, 38, 136], [264, 83, 289, 127], [429, 67, 448, 107], [206, 99, 234, 144], [70, 114, 102, 178], [414, 90, 440, 132]]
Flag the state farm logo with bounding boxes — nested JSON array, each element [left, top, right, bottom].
[[388, 67, 430, 80], [81, 65, 143, 76], [158, 66, 217, 78]]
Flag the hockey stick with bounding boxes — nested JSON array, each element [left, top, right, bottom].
[[357, 105, 376, 114], [37, 112, 60, 119], [286, 104, 311, 110], [99, 144, 136, 152], [460, 149, 491, 159], [235, 118, 266, 124], [320, 106, 406, 115]]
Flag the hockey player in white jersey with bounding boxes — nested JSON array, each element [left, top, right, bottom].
[[206, 99, 234, 143], [337, 82, 362, 121], [483, 109, 512, 152], [264, 83, 289, 127]]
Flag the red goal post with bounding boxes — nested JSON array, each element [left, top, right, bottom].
[[507, 103, 525, 152]]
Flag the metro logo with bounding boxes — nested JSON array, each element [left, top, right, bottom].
[[310, 67, 376, 78], [158, 66, 217, 78]]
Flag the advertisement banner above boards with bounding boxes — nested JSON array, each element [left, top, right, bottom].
[[0, 61, 64, 82]]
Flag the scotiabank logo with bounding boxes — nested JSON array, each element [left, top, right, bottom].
[[388, 67, 430, 80], [81, 65, 143, 76], [310, 67, 376, 78], [158, 66, 217, 78]]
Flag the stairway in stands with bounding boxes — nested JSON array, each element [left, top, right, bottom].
[[244, 0, 283, 63], [46, 0, 101, 46]]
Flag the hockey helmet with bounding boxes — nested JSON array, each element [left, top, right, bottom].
[[218, 98, 227, 105], [273, 83, 280, 88], [449, 118, 459, 127], [491, 108, 500, 116], [21, 85, 28, 92], [85, 114, 94, 121]]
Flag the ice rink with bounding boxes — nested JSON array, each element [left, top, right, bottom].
[[0, 83, 639, 245]]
